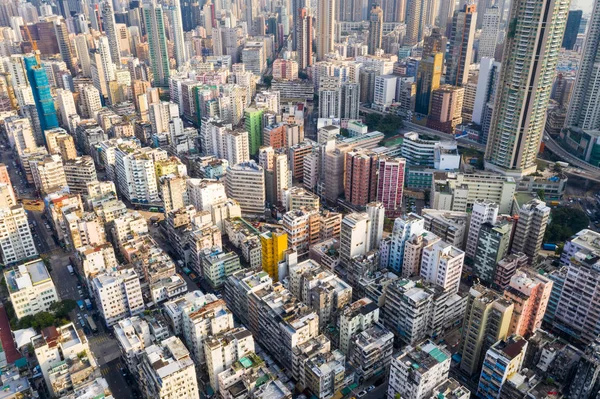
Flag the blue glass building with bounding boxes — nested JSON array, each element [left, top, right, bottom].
[[24, 56, 58, 136]]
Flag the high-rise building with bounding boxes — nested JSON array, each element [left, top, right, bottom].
[[569, 340, 600, 399], [562, 10, 583, 50], [24, 55, 58, 135], [101, 0, 121, 65], [138, 337, 199, 399], [426, 85, 465, 134], [0, 206, 39, 265], [504, 268, 552, 337], [339, 298, 380, 354], [484, 0, 570, 177], [260, 230, 287, 281], [388, 341, 451, 399], [340, 83, 360, 119], [465, 199, 499, 259], [376, 157, 405, 217], [405, 0, 425, 46], [565, 1, 600, 131], [477, 336, 528, 398], [446, 4, 476, 87], [473, 221, 512, 283], [297, 8, 313, 70], [460, 284, 514, 376], [166, 3, 187, 68], [368, 5, 383, 55], [388, 213, 425, 273], [29, 154, 68, 195], [340, 212, 372, 265], [511, 199, 550, 260], [415, 53, 443, 116], [92, 267, 145, 326], [225, 161, 265, 216], [477, 6, 500, 62], [420, 241, 465, 293], [54, 18, 77, 74], [4, 259, 57, 321], [79, 84, 103, 119], [244, 107, 265, 156], [115, 147, 166, 204], [143, 1, 170, 87], [345, 149, 378, 207], [316, 0, 335, 60]]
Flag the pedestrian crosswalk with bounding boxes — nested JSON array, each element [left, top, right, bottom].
[[100, 361, 124, 377], [89, 333, 112, 345]]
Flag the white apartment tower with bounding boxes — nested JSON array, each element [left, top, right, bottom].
[[477, 6, 500, 62], [0, 206, 38, 265], [484, 0, 571, 176], [465, 199, 498, 259], [4, 259, 57, 319], [420, 241, 465, 293], [511, 199, 551, 260], [101, 0, 121, 65], [92, 267, 145, 326]]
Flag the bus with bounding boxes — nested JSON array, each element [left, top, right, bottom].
[[85, 315, 97, 333]]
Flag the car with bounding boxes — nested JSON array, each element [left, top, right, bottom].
[[357, 390, 367, 398], [367, 386, 375, 392], [77, 313, 82, 319], [78, 289, 83, 296]]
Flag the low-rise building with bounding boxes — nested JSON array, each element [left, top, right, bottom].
[[202, 249, 242, 289]]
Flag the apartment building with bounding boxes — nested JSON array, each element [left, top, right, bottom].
[[460, 284, 514, 376], [138, 337, 199, 399], [420, 241, 464, 293], [511, 199, 551, 260], [288, 259, 352, 329], [30, 154, 68, 194], [225, 161, 266, 216], [432, 172, 516, 214], [282, 207, 320, 256], [204, 327, 255, 393], [201, 249, 242, 289], [504, 268, 553, 337], [422, 209, 469, 249], [91, 267, 145, 326], [349, 323, 394, 381], [0, 205, 38, 264], [32, 323, 94, 395], [114, 147, 166, 205], [338, 298, 379, 354], [388, 341, 451, 399], [163, 290, 220, 335], [63, 156, 98, 194], [466, 199, 499, 259], [477, 336, 528, 398], [5, 259, 58, 319], [247, 283, 319, 372]]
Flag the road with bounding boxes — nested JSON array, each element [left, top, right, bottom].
[[0, 145, 134, 398]]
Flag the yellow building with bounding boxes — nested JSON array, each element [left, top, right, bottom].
[[260, 230, 288, 281]]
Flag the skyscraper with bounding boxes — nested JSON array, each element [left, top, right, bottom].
[[446, 4, 476, 87], [405, 0, 425, 46], [376, 157, 405, 217], [368, 4, 383, 55], [562, 10, 583, 50], [24, 55, 58, 135], [414, 52, 443, 116], [484, 0, 570, 177], [54, 18, 77, 75], [317, 0, 335, 60], [477, 6, 500, 62], [101, 0, 121, 66], [143, 1, 170, 87], [166, 3, 187, 68], [566, 1, 600, 131], [339, 82, 360, 119], [298, 7, 313, 70]]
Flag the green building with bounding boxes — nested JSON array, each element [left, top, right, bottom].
[[245, 107, 265, 156]]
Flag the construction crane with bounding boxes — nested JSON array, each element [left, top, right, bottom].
[[22, 24, 41, 65]]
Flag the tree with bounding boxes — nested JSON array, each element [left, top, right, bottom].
[[537, 189, 546, 201], [544, 207, 589, 243], [263, 75, 273, 88], [298, 71, 309, 80], [50, 299, 77, 319]]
